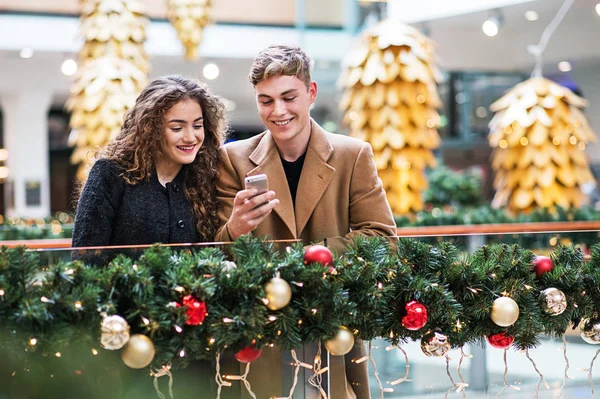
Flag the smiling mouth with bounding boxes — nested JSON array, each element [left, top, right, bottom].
[[177, 144, 196, 152], [272, 118, 293, 126]]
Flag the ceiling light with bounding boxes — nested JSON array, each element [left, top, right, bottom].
[[482, 19, 499, 36], [202, 63, 219, 80], [524, 11, 539, 21], [558, 61, 572, 72], [61, 59, 78, 76], [596, 2, 600, 16], [19, 48, 34, 59], [482, 10, 504, 37]]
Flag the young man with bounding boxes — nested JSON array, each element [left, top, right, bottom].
[[216, 44, 396, 399]]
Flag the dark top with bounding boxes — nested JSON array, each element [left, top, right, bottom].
[[72, 159, 201, 263], [280, 152, 306, 206]]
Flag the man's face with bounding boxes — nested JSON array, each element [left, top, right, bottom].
[[254, 74, 317, 149]]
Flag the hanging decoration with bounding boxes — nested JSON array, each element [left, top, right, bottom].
[[490, 297, 520, 327], [100, 314, 131, 350], [166, 0, 212, 60], [263, 276, 292, 311], [121, 334, 156, 369], [67, 0, 149, 181], [324, 326, 355, 356], [488, 0, 596, 213], [339, 19, 443, 215]]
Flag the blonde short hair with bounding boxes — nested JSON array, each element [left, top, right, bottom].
[[249, 44, 314, 89]]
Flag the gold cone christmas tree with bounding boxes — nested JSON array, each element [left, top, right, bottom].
[[67, 0, 149, 181], [167, 0, 212, 61], [339, 19, 443, 215], [489, 77, 597, 212]]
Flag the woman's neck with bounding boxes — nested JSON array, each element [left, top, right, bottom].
[[155, 159, 182, 187]]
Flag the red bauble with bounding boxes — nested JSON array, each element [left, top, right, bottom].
[[401, 300, 428, 331], [304, 245, 334, 267], [486, 332, 514, 349], [181, 295, 207, 326], [234, 346, 263, 363], [533, 255, 554, 278]]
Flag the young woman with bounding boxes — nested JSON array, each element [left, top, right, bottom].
[[73, 75, 227, 253]]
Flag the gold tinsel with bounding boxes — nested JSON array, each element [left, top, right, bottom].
[[67, 0, 149, 181], [167, 0, 212, 61], [339, 20, 443, 215], [488, 77, 597, 212]]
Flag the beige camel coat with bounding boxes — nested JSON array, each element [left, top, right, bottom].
[[215, 120, 396, 399]]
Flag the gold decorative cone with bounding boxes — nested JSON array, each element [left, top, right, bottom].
[[339, 19, 443, 215], [167, 0, 212, 61], [489, 77, 597, 212], [68, 0, 149, 181]]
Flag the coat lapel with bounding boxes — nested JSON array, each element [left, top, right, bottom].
[[295, 120, 335, 236], [248, 132, 297, 237]]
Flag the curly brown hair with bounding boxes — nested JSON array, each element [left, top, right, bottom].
[[99, 75, 227, 241]]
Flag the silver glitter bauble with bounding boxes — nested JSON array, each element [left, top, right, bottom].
[[100, 315, 130, 350], [580, 318, 600, 345], [421, 330, 451, 357], [540, 287, 567, 316]]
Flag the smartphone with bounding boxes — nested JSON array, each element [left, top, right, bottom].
[[244, 174, 269, 194]]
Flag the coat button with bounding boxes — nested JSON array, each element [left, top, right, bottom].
[[177, 220, 185, 228], [172, 184, 180, 192]]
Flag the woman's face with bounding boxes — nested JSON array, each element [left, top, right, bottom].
[[159, 98, 205, 169]]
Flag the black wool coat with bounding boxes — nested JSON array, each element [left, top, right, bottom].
[[72, 159, 202, 261]]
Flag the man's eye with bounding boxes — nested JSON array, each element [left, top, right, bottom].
[[261, 101, 273, 105], [284, 97, 296, 101]]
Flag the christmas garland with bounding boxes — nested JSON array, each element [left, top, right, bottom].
[[1, 236, 600, 374]]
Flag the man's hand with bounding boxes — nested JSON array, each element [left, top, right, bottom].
[[226, 189, 279, 240]]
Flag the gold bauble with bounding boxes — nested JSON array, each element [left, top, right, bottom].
[[324, 327, 355, 356], [121, 334, 155, 369], [100, 314, 130, 350], [264, 277, 292, 311], [490, 297, 520, 327]]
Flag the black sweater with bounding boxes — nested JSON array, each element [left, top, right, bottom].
[[72, 159, 202, 261]]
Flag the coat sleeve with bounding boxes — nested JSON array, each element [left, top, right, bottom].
[[326, 142, 396, 254], [215, 146, 243, 242], [72, 159, 122, 249]]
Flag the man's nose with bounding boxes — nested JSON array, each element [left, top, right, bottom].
[[273, 100, 286, 115]]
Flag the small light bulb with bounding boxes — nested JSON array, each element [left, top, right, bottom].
[[29, 338, 37, 346], [55, 352, 61, 357]]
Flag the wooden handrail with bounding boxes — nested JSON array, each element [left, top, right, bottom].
[[1, 220, 599, 249], [395, 220, 600, 237]]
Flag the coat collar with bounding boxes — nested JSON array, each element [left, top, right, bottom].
[[247, 119, 335, 237]]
